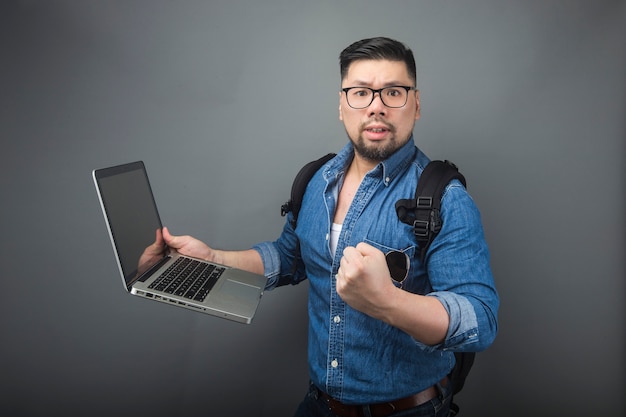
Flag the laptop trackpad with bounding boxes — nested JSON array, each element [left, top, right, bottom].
[[211, 279, 261, 311]]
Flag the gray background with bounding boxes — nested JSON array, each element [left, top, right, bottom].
[[1, 1, 624, 416]]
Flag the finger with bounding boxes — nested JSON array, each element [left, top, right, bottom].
[[341, 246, 361, 264], [162, 226, 179, 247], [338, 250, 354, 275], [154, 228, 164, 246], [354, 241, 378, 257], [340, 248, 366, 280], [356, 243, 388, 270]]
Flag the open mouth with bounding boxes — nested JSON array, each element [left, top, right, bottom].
[[363, 124, 393, 139]]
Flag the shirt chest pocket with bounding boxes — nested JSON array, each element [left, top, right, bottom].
[[363, 237, 431, 294], [363, 238, 416, 259]]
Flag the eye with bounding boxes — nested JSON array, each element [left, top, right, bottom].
[[350, 88, 371, 97], [385, 87, 403, 97]]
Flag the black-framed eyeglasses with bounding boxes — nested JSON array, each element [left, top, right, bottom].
[[341, 86, 415, 109], [385, 250, 410, 288]]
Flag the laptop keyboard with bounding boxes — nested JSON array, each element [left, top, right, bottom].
[[148, 257, 225, 302]]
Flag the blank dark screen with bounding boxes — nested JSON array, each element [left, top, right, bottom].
[[96, 164, 163, 286]]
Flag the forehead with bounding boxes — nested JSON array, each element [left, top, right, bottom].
[[342, 59, 412, 87]]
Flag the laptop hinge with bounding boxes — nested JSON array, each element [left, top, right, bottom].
[[128, 255, 171, 290]]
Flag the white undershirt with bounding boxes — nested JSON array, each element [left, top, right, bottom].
[[330, 223, 343, 258]]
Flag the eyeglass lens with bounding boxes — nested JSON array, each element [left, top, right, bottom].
[[385, 250, 409, 283], [345, 87, 409, 109]]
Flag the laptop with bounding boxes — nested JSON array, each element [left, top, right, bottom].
[[93, 161, 268, 324]]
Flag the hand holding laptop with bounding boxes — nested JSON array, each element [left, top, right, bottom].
[[137, 228, 166, 276], [93, 161, 268, 323], [162, 226, 213, 262], [163, 227, 265, 276]]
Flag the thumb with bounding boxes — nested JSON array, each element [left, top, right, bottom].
[[162, 226, 178, 247]]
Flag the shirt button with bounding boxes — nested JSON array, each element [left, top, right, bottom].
[[331, 359, 338, 368], [333, 315, 341, 324], [325, 233, 329, 241]]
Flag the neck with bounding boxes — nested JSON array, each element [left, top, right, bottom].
[[349, 153, 378, 179]]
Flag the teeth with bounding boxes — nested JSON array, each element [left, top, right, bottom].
[[369, 128, 384, 132]]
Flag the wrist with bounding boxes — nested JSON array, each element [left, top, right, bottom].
[[207, 249, 222, 265]]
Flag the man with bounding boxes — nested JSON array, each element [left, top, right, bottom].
[[161, 37, 499, 417]]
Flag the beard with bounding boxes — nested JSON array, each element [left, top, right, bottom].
[[347, 119, 404, 162]]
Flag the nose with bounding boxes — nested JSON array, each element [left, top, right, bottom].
[[368, 92, 387, 116]]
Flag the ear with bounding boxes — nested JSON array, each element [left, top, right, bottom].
[[414, 90, 421, 121], [339, 91, 344, 121]]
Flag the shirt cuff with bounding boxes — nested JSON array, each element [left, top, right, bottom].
[[413, 292, 480, 352], [252, 241, 281, 290]]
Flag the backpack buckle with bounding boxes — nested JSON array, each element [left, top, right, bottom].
[[280, 201, 292, 217], [416, 196, 433, 208], [430, 209, 443, 234], [413, 196, 434, 238], [413, 208, 443, 239], [413, 219, 430, 238]]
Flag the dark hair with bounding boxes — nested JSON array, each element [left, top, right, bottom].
[[339, 37, 417, 85]]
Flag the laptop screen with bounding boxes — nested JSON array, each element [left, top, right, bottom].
[[94, 162, 166, 289]]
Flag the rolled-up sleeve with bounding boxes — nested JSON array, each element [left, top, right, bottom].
[[252, 212, 308, 290], [421, 182, 500, 352], [252, 241, 282, 290]]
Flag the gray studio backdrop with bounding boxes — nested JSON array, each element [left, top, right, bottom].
[[1, 1, 624, 416]]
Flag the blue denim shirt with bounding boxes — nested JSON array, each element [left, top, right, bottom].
[[253, 137, 499, 404]]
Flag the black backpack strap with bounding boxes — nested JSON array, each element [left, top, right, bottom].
[[278, 153, 335, 286], [395, 160, 466, 263], [281, 153, 336, 227], [448, 351, 476, 416], [451, 351, 475, 394]]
